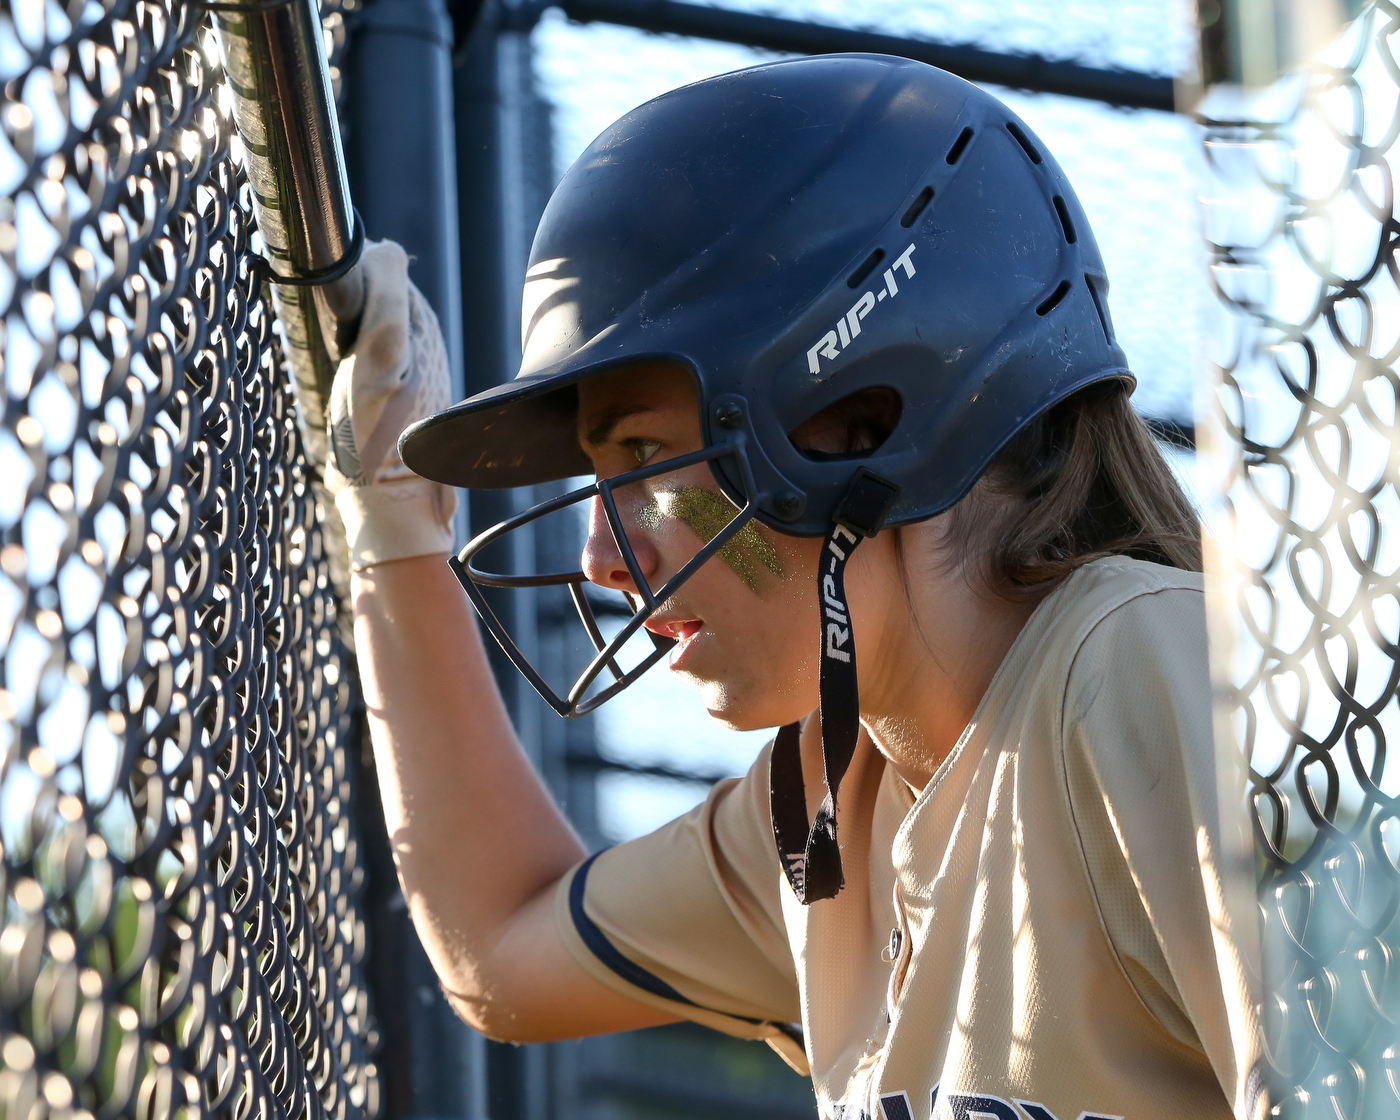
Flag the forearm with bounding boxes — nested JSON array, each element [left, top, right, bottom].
[[352, 554, 586, 1000], [321, 250, 662, 1040]]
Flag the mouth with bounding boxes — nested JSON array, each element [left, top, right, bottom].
[[644, 616, 704, 664]]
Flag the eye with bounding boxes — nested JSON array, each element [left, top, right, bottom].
[[630, 439, 661, 466]]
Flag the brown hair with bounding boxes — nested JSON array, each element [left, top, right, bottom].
[[933, 382, 1201, 595], [791, 381, 1201, 597]]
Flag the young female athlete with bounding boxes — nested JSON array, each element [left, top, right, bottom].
[[323, 55, 1262, 1120]]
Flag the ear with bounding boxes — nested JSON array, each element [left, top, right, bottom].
[[788, 387, 903, 457]]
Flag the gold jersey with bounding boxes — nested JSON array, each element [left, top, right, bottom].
[[555, 558, 1263, 1120]]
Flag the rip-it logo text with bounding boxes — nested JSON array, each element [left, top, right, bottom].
[[808, 244, 917, 378]]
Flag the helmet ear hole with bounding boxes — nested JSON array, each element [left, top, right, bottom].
[[788, 387, 903, 461]]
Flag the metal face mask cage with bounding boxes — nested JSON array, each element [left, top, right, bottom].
[[449, 434, 764, 717]]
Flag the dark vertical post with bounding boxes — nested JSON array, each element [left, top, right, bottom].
[[453, 4, 580, 1115], [454, 6, 527, 695], [341, 2, 486, 1117], [343, 0, 464, 389]]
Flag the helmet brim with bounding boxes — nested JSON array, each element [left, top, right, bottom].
[[399, 368, 590, 490]]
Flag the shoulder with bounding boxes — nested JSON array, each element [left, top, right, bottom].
[[1037, 556, 1204, 676], [1041, 556, 1203, 645], [1044, 559, 1213, 785], [1027, 557, 1209, 737]]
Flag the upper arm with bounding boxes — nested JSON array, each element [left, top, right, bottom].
[[558, 749, 802, 1047], [461, 747, 800, 1048]]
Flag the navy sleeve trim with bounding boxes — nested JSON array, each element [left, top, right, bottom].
[[569, 850, 767, 1025], [569, 851, 700, 1007]]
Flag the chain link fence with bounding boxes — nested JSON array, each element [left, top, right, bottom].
[[0, 1, 380, 1118], [1200, 2, 1400, 1116]]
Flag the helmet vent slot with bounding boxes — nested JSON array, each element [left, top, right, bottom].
[[1036, 279, 1072, 316], [789, 387, 903, 461], [1006, 122, 1043, 164], [1085, 273, 1114, 341], [900, 186, 934, 228], [945, 127, 974, 165], [848, 248, 886, 288], [1053, 196, 1077, 243]]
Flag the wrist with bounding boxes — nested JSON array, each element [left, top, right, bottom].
[[334, 476, 457, 571]]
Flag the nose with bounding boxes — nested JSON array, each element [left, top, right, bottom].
[[581, 495, 659, 593]]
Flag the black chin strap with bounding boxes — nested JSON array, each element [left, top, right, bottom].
[[771, 470, 900, 905]]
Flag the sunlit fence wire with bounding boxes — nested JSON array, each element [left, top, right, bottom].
[[0, 0, 379, 1117], [1200, 3, 1400, 1116]]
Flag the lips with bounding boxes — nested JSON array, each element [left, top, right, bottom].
[[645, 617, 702, 642], [644, 616, 704, 665]]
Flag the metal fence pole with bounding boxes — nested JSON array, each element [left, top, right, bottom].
[[211, 0, 358, 420], [211, 0, 367, 604], [340, 2, 487, 1117]]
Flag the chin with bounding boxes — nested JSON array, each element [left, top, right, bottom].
[[684, 673, 803, 733], [671, 669, 755, 729], [703, 704, 767, 733]]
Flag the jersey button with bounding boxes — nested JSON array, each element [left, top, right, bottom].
[[888, 926, 902, 961]]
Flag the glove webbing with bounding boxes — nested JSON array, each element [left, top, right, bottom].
[[770, 470, 899, 905]]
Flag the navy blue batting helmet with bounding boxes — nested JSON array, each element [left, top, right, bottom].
[[401, 53, 1129, 533]]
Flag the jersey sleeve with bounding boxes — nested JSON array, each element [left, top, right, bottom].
[[1062, 585, 1264, 1118], [554, 741, 808, 1070]]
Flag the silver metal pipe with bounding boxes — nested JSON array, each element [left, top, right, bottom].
[[211, 0, 367, 601], [212, 0, 359, 447]]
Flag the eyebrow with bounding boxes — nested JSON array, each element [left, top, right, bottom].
[[583, 404, 655, 447]]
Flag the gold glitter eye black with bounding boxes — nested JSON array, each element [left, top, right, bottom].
[[639, 486, 783, 591]]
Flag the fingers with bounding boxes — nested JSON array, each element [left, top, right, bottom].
[[350, 243, 412, 387]]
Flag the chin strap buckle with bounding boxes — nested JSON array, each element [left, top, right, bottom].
[[834, 468, 901, 538]]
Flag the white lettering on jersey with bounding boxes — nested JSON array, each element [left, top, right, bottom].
[[918, 1092, 1125, 1120], [947, 1095, 1019, 1120], [1013, 1102, 1122, 1120], [849, 1088, 1123, 1120], [807, 243, 918, 377]]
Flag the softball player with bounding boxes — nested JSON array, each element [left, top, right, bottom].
[[323, 55, 1262, 1120]]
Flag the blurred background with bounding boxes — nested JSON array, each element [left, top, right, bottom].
[[346, 0, 1203, 1116]]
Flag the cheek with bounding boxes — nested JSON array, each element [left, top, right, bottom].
[[700, 534, 821, 646], [639, 485, 788, 590], [677, 536, 825, 724], [769, 534, 823, 602]]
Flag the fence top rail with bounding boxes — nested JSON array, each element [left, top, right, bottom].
[[491, 0, 1180, 112]]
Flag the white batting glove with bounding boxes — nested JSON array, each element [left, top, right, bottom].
[[324, 240, 457, 571]]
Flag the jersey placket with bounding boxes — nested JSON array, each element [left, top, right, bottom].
[[884, 885, 914, 1016]]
